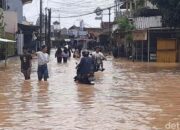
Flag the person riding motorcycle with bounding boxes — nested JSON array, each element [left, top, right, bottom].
[[74, 50, 94, 84]]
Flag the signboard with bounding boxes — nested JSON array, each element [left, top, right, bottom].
[[79, 31, 88, 36], [150, 53, 156, 61], [133, 30, 147, 41], [95, 17, 102, 20], [95, 7, 103, 16]]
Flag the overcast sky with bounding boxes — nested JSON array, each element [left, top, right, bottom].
[[23, 0, 115, 29]]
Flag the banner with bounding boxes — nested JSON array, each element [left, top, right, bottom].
[[133, 30, 147, 41]]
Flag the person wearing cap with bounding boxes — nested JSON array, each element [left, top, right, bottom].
[[20, 46, 32, 80], [75, 50, 94, 83], [77, 50, 94, 74], [35, 45, 49, 81]]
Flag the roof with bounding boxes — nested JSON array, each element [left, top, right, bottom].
[[18, 24, 39, 31], [18, 24, 39, 35], [84, 28, 102, 31], [69, 25, 79, 30]]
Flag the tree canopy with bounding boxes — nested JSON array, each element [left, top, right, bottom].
[[115, 17, 135, 42], [116, 17, 135, 32], [150, 0, 180, 27]]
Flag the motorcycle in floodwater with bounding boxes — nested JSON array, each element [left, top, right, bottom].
[[74, 63, 95, 85]]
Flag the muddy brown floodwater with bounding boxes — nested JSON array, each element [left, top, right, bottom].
[[0, 49, 180, 130]]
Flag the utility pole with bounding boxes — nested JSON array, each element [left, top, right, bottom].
[[59, 14, 61, 30], [108, 8, 111, 46], [130, 0, 133, 17], [126, 0, 129, 12], [115, 0, 118, 19], [40, 0, 42, 46], [47, 8, 51, 54], [45, 8, 48, 46]]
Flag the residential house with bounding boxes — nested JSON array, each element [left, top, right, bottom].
[[84, 27, 102, 40], [113, 0, 180, 62], [132, 0, 180, 63], [101, 22, 114, 33], [114, 0, 180, 63], [6, 0, 32, 24], [60, 28, 68, 39], [68, 25, 79, 38], [61, 28, 68, 36], [68, 25, 104, 49], [0, 0, 33, 55]]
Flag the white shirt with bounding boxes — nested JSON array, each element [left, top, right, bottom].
[[92, 52, 105, 59], [92, 51, 105, 64], [62, 51, 69, 58], [36, 51, 49, 65]]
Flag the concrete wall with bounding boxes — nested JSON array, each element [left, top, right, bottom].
[[4, 11, 18, 33], [6, 0, 23, 24]]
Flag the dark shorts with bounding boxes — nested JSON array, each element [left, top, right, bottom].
[[37, 64, 49, 81], [63, 57, 68, 63], [21, 67, 31, 80]]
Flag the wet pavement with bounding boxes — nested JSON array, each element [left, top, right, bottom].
[[0, 49, 180, 130]]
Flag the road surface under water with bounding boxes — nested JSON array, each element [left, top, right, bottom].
[[0, 49, 180, 130]]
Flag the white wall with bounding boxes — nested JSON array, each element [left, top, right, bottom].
[[6, 0, 23, 24], [133, 16, 162, 29], [4, 11, 18, 33]]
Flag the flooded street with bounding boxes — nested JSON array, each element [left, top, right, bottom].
[[0, 49, 180, 130]]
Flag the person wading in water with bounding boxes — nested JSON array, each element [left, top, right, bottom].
[[20, 46, 32, 80], [34, 45, 49, 81]]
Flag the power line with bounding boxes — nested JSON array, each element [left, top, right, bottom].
[[51, 3, 123, 19], [47, 0, 114, 15]]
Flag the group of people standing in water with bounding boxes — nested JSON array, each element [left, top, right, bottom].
[[55, 44, 72, 63], [20, 45, 49, 81], [20, 44, 106, 84]]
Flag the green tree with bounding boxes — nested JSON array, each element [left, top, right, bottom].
[[0, 8, 5, 38], [116, 17, 135, 32], [115, 17, 135, 57], [149, 0, 180, 27], [116, 17, 135, 42]]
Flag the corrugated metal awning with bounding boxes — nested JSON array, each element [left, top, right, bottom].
[[0, 38, 16, 43], [22, 0, 32, 5]]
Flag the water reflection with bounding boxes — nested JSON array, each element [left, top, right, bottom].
[[77, 84, 95, 108], [37, 81, 49, 106], [20, 81, 32, 110], [0, 89, 12, 127], [37, 82, 51, 119]]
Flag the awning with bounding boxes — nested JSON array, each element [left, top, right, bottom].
[[22, 0, 32, 5], [0, 38, 16, 43], [65, 39, 71, 42]]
